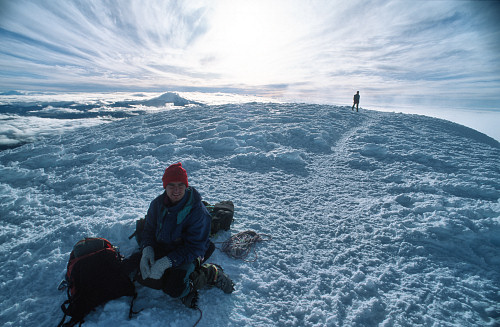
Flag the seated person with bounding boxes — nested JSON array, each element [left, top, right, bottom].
[[137, 162, 234, 308]]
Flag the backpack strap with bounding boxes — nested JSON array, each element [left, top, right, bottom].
[[128, 292, 143, 319], [57, 300, 70, 327], [59, 291, 139, 326], [128, 216, 146, 243], [58, 300, 83, 327]]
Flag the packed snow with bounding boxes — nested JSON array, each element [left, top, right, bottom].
[[0, 93, 499, 327], [0, 92, 282, 150]]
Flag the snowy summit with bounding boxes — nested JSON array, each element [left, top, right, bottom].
[[0, 93, 499, 327]]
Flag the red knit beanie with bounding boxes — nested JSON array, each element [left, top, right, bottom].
[[162, 162, 188, 188]]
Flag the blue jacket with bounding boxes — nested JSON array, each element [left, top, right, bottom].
[[140, 187, 211, 267]]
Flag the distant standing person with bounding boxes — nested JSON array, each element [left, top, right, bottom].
[[352, 91, 360, 112]]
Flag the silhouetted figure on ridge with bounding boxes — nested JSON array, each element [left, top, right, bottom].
[[352, 91, 360, 112]]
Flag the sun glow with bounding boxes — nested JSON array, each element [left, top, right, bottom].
[[195, 1, 305, 85]]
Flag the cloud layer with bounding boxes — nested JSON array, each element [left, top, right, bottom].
[[0, 0, 499, 108]]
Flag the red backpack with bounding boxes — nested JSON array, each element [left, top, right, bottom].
[[58, 237, 137, 327]]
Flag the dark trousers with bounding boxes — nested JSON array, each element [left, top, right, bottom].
[[137, 261, 195, 298], [124, 241, 215, 298]]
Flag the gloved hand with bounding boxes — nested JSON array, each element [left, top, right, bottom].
[[140, 246, 155, 279], [149, 256, 172, 280]]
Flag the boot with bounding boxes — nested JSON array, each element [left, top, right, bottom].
[[205, 263, 235, 294], [191, 263, 235, 294], [181, 281, 199, 309]]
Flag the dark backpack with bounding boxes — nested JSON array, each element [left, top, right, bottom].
[[204, 200, 234, 235], [58, 237, 136, 327], [128, 200, 235, 245]]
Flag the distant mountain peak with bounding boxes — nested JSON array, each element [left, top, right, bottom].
[[141, 92, 202, 107]]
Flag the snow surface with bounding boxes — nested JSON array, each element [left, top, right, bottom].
[[0, 92, 281, 150], [0, 94, 499, 327]]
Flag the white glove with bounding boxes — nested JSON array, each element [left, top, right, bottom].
[[140, 246, 155, 279], [149, 256, 172, 280]]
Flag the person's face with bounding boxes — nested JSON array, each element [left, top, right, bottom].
[[165, 182, 186, 204]]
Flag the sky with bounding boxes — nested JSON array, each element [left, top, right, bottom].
[[0, 0, 499, 110]]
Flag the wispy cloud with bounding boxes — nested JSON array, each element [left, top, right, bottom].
[[0, 0, 499, 109]]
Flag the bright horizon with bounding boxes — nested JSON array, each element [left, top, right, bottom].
[[1, 0, 499, 111]]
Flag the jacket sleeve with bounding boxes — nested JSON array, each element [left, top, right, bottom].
[[166, 203, 211, 267], [140, 196, 160, 250]]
